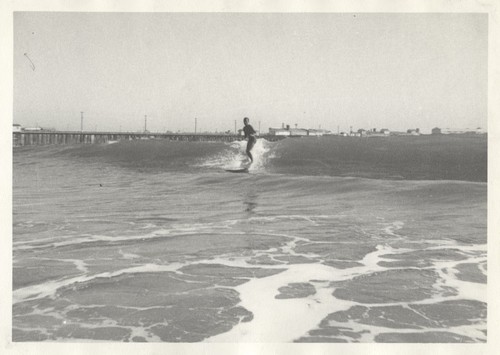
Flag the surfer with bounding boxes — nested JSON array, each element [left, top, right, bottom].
[[243, 117, 257, 164]]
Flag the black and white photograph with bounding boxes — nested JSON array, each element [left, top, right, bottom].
[[2, 0, 499, 354]]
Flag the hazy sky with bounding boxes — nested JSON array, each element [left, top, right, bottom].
[[14, 12, 487, 134]]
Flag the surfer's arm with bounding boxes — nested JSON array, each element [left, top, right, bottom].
[[242, 125, 256, 140], [247, 125, 257, 138]]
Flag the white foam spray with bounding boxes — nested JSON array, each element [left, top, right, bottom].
[[196, 138, 272, 172]]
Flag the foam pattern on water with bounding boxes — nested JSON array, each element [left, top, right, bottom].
[[13, 211, 486, 343]]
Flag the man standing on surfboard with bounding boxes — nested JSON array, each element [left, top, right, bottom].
[[243, 117, 257, 165]]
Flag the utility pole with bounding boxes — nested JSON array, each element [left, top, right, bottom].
[[144, 115, 147, 132], [195, 117, 197, 134], [259, 121, 261, 134], [80, 112, 84, 132], [234, 120, 237, 134]]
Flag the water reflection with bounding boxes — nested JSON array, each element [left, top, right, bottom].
[[243, 190, 258, 214]]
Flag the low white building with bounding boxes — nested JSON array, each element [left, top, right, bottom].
[[307, 129, 331, 136], [13, 124, 22, 132], [441, 127, 485, 135], [269, 126, 331, 136], [289, 128, 308, 136], [268, 128, 291, 136]]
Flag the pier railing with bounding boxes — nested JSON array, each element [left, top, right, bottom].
[[13, 131, 285, 146]]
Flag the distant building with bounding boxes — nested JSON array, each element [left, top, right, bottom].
[[269, 125, 330, 136], [360, 128, 388, 137], [307, 129, 331, 136], [439, 127, 485, 135], [290, 128, 308, 136], [406, 128, 420, 135], [432, 127, 442, 135], [268, 128, 290, 136], [13, 124, 22, 132], [307, 130, 321, 136], [269, 123, 290, 136]]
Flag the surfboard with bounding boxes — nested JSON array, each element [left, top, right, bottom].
[[225, 167, 249, 173]]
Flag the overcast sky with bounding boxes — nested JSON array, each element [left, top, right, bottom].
[[13, 12, 487, 134]]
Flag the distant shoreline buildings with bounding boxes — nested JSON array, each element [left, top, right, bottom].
[[267, 124, 486, 137], [431, 127, 486, 135], [267, 124, 331, 137], [13, 123, 486, 137]]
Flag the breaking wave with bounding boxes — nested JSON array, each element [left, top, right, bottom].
[[15, 134, 487, 181]]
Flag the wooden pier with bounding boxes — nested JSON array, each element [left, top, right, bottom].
[[13, 131, 286, 147]]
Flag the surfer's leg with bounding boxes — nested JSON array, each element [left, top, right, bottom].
[[246, 137, 256, 162], [246, 150, 253, 162], [246, 144, 253, 162]]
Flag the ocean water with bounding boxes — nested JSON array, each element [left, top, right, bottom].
[[12, 136, 487, 342]]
